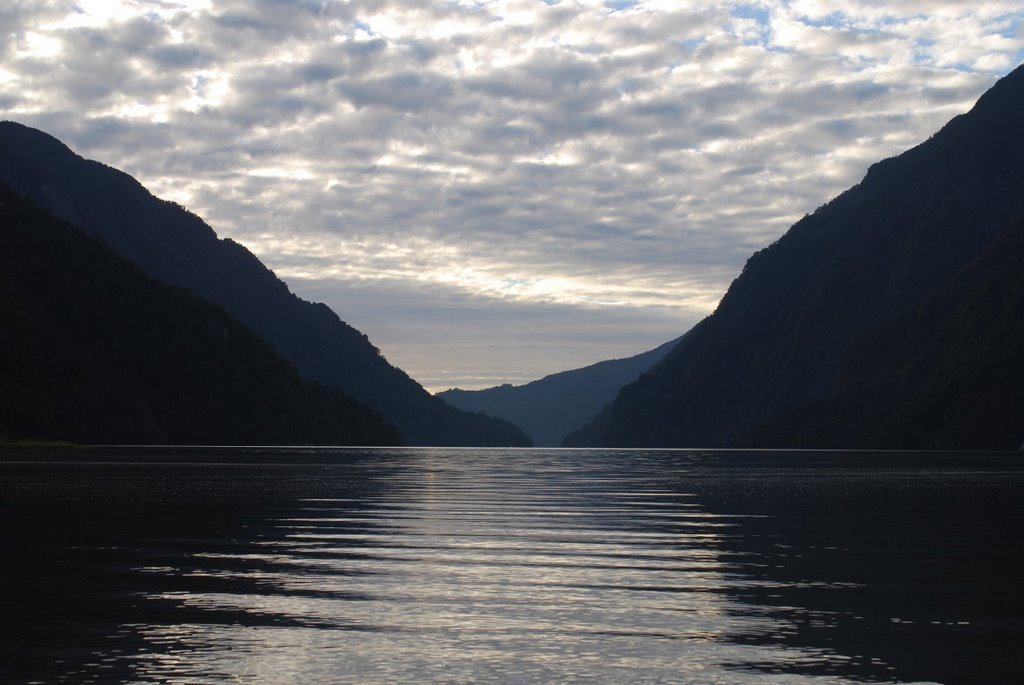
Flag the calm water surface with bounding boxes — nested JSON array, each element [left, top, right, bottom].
[[1, 447, 1022, 684]]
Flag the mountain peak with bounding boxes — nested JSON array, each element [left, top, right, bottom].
[[0, 121, 530, 446], [568, 63, 1024, 449]]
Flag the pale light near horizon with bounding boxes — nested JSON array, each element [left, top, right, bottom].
[[2, 1, 1023, 390]]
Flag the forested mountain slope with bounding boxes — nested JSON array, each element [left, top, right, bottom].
[[441, 336, 683, 446], [567, 64, 1024, 449], [744, 217, 1024, 450], [0, 122, 528, 446], [0, 183, 399, 446]]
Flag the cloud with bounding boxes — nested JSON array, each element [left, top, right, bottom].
[[288, 275, 691, 391], [2, 0, 1023, 388]]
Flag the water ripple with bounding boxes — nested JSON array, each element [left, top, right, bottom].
[[2, 447, 1021, 684]]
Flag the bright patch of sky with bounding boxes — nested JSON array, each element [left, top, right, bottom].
[[2, 0, 1023, 389]]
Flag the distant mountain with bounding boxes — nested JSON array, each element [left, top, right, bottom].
[[0, 122, 529, 447], [0, 182, 398, 445], [567, 64, 1024, 450], [440, 336, 683, 446]]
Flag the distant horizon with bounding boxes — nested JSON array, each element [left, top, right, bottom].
[[3, 2, 1023, 390]]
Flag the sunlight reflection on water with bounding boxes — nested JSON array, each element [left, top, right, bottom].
[[2, 447, 1021, 684]]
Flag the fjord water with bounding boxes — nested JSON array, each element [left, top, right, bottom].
[[2, 448, 1022, 684]]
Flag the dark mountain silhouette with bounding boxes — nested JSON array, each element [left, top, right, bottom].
[[567, 64, 1024, 449], [744, 218, 1024, 450], [0, 182, 399, 445], [439, 335, 683, 446], [0, 121, 529, 446]]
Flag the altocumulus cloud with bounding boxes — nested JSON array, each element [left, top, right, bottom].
[[3, 0, 1023, 389]]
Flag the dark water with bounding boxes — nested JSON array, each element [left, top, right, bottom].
[[1, 447, 1022, 684]]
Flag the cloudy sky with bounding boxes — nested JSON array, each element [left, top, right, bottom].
[[3, 1, 1023, 390]]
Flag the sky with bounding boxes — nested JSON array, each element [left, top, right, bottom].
[[2, 1, 1023, 391]]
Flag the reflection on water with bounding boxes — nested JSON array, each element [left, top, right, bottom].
[[1, 447, 1022, 684]]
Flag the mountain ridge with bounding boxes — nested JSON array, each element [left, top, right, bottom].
[[0, 181, 399, 445], [567, 63, 1024, 449], [0, 121, 529, 447], [440, 335, 684, 446]]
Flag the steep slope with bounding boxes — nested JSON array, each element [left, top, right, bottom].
[[567, 64, 1024, 448], [440, 336, 683, 446], [743, 218, 1024, 450], [0, 122, 528, 446], [0, 182, 399, 446]]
